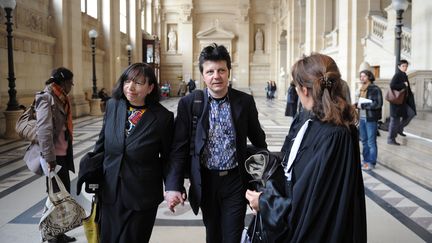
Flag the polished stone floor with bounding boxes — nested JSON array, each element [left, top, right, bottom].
[[0, 97, 430, 242]]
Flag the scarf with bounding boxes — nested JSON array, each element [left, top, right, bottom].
[[359, 83, 370, 98], [51, 83, 73, 141], [126, 105, 147, 136]]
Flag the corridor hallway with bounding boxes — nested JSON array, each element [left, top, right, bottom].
[[0, 97, 430, 243]]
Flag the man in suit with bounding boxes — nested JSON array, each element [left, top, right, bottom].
[[165, 43, 267, 243]]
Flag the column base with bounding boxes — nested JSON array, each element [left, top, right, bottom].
[[3, 110, 23, 139], [90, 98, 103, 116]]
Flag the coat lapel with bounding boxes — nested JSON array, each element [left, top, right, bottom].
[[229, 88, 242, 129], [115, 100, 127, 146]]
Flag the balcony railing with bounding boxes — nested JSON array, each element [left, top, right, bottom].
[[369, 15, 411, 57], [370, 15, 387, 43]]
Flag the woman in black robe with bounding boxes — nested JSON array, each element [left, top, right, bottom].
[[246, 53, 367, 243]]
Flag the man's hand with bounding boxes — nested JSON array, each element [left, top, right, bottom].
[[164, 191, 186, 213]]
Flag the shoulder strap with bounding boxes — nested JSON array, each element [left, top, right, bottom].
[[190, 90, 204, 155]]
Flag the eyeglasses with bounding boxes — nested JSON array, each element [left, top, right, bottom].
[[124, 79, 146, 86]]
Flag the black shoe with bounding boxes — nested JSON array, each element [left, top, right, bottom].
[[388, 140, 401, 146], [398, 132, 407, 137], [57, 234, 76, 242]]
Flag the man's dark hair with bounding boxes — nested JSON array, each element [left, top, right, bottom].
[[398, 59, 409, 66], [198, 43, 231, 74]]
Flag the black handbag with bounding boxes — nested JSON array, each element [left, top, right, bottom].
[[243, 150, 283, 243], [242, 213, 268, 243]]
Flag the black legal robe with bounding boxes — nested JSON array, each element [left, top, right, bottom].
[[259, 112, 367, 243]]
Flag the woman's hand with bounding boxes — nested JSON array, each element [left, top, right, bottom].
[[48, 161, 57, 171], [245, 189, 262, 214]]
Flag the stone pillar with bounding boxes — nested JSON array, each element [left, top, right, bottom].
[[129, 0, 143, 63], [90, 98, 102, 116], [179, 4, 193, 83], [3, 110, 22, 139], [102, 0, 122, 92], [411, 2, 432, 70], [52, 0, 89, 117], [236, 3, 250, 90]]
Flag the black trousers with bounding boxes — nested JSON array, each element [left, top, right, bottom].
[[100, 188, 157, 243], [388, 105, 416, 142], [201, 167, 246, 243]]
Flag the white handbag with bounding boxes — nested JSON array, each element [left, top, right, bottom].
[[23, 143, 42, 175], [39, 172, 86, 241]]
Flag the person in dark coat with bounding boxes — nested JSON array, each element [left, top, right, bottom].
[[91, 63, 174, 243], [387, 59, 416, 145], [245, 53, 366, 243], [165, 43, 267, 243], [187, 78, 196, 93], [285, 82, 298, 117], [356, 70, 383, 170]]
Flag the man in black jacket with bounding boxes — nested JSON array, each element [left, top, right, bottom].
[[387, 60, 416, 145], [165, 44, 267, 243]]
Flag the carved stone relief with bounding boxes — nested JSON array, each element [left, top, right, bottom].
[[239, 4, 249, 23], [180, 4, 192, 23], [18, 8, 47, 34]]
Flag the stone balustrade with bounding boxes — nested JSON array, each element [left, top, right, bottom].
[[370, 15, 387, 43], [401, 27, 411, 56], [369, 15, 411, 58]]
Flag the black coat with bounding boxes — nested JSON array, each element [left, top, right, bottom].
[[260, 112, 367, 243], [93, 98, 174, 211], [285, 85, 298, 117], [165, 88, 267, 214], [389, 70, 416, 117]]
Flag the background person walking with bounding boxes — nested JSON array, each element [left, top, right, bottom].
[[387, 60, 416, 145]]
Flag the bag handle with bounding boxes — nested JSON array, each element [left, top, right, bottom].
[[48, 171, 69, 202]]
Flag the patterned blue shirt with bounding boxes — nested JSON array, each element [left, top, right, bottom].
[[203, 93, 237, 170]]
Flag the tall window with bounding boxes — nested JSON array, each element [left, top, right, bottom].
[[81, 0, 98, 19], [120, 0, 127, 33]]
